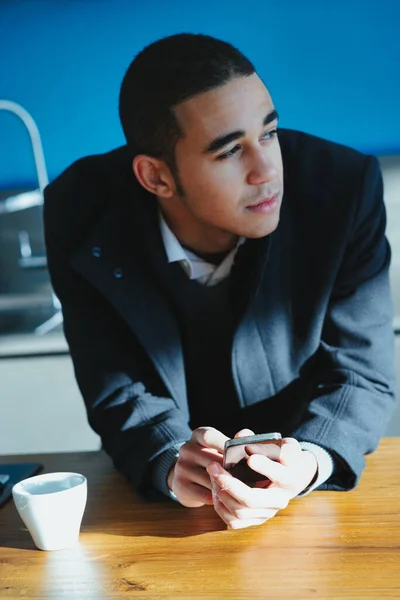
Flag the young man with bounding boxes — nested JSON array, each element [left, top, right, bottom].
[[44, 33, 396, 530]]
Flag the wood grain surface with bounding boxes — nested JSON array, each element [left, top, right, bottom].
[[0, 438, 399, 599]]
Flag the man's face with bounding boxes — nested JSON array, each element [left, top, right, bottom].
[[166, 73, 283, 251]]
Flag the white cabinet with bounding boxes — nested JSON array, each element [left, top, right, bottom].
[[0, 352, 100, 454]]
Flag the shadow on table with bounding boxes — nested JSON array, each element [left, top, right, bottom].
[[0, 492, 226, 551], [82, 496, 227, 539], [0, 510, 225, 551]]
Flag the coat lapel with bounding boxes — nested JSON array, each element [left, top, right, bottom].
[[69, 182, 188, 410]]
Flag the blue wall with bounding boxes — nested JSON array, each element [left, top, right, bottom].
[[1, 0, 399, 189]]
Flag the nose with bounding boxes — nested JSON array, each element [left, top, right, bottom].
[[246, 148, 279, 186]]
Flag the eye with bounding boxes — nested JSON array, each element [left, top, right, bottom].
[[216, 144, 241, 161], [216, 128, 278, 161], [261, 128, 278, 141]]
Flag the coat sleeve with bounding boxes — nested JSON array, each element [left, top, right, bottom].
[[292, 155, 397, 490], [43, 179, 192, 499]]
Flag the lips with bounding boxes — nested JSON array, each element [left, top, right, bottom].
[[247, 194, 277, 208], [246, 193, 280, 214]]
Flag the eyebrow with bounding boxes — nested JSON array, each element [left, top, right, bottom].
[[203, 109, 279, 154]]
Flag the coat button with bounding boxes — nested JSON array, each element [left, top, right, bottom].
[[92, 246, 102, 258], [113, 267, 124, 279], [182, 260, 191, 275]]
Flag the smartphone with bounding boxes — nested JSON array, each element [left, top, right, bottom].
[[0, 462, 43, 508], [223, 432, 282, 485]]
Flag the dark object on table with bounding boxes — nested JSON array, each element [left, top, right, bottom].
[[0, 462, 42, 507]]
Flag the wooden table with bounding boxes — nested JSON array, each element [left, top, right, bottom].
[[0, 439, 399, 599]]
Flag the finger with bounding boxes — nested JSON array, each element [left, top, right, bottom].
[[212, 490, 233, 526], [176, 481, 213, 508], [213, 494, 268, 529], [245, 438, 303, 484], [234, 428, 255, 438], [208, 463, 290, 509], [246, 442, 281, 461], [207, 462, 249, 497], [217, 489, 279, 520], [192, 427, 229, 452], [279, 437, 302, 466], [249, 447, 316, 495], [228, 518, 269, 530], [246, 453, 289, 485], [179, 442, 224, 468], [176, 461, 213, 490], [282, 437, 300, 446]]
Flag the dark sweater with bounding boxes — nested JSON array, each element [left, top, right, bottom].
[[168, 272, 237, 432], [152, 237, 269, 437]]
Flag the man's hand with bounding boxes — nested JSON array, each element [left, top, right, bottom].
[[207, 435, 318, 529], [168, 426, 229, 508]]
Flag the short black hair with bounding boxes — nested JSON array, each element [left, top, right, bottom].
[[119, 33, 255, 178]]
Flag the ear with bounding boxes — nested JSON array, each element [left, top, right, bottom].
[[133, 155, 175, 198]]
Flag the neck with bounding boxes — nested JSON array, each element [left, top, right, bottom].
[[181, 243, 232, 265], [158, 202, 238, 255]]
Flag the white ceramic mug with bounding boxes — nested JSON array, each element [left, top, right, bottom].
[[12, 472, 87, 551]]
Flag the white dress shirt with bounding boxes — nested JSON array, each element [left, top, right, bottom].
[[159, 211, 245, 286]]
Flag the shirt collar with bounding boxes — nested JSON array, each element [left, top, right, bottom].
[[159, 210, 244, 285]]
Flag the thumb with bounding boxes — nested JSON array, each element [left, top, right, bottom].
[[279, 437, 302, 466], [234, 428, 255, 439]]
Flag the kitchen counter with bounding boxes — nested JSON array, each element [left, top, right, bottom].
[[0, 331, 68, 358]]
